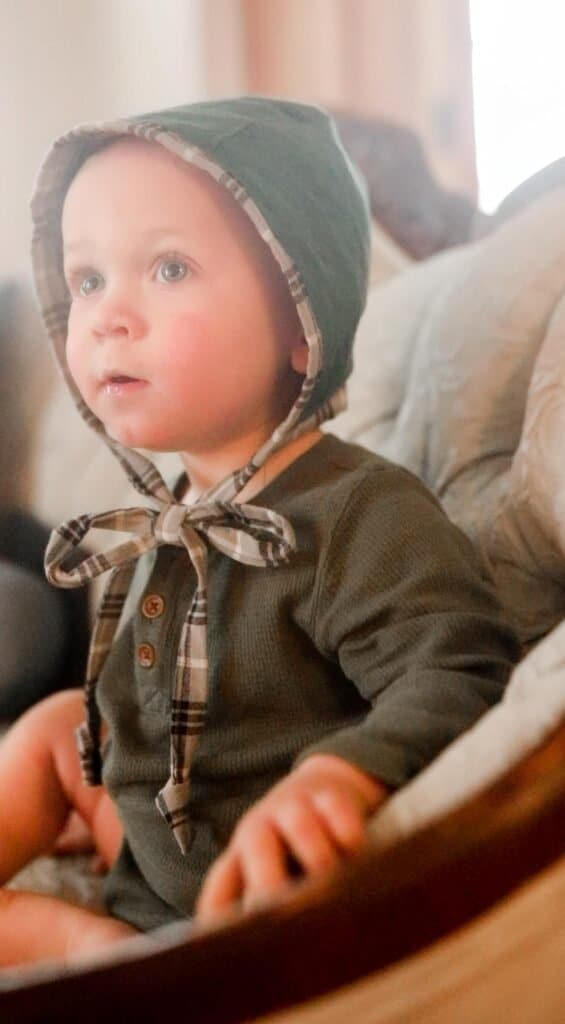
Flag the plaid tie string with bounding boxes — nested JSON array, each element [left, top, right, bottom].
[[45, 498, 296, 854]]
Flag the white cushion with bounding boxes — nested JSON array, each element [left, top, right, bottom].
[[334, 188, 565, 645]]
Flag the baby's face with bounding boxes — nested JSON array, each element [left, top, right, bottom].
[[61, 138, 305, 455]]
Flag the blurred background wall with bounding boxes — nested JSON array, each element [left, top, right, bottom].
[[3, 0, 565, 278], [1, 0, 206, 277], [1, 0, 475, 278], [204, 0, 476, 194]]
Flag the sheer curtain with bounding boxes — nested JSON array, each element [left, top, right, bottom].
[[201, 0, 477, 196]]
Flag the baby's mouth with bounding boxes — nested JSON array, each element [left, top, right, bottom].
[[101, 372, 148, 394]]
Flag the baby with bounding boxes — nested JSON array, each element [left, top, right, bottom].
[[0, 97, 518, 965]]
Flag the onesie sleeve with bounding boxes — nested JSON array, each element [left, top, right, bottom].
[[295, 464, 520, 787]]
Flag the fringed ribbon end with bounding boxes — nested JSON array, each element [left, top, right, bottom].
[[155, 780, 193, 855], [75, 721, 103, 786]]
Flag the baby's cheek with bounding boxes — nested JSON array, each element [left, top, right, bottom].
[[160, 310, 263, 417], [163, 313, 210, 368], [161, 312, 232, 394], [65, 328, 90, 400]]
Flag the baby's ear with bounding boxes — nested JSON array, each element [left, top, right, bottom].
[[290, 337, 309, 374]]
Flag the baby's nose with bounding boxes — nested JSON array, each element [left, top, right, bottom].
[[92, 297, 146, 340]]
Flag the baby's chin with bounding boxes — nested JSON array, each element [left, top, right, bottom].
[[103, 422, 181, 454]]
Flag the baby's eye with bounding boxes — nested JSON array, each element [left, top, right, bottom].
[[77, 272, 104, 297], [156, 259, 189, 284]]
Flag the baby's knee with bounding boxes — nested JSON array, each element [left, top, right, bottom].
[[17, 687, 85, 738], [0, 886, 17, 912], [3, 688, 85, 781]]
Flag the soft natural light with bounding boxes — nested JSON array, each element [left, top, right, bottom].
[[470, 0, 565, 211]]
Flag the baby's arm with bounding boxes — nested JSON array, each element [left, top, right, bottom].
[[196, 754, 387, 921], [198, 465, 518, 921]]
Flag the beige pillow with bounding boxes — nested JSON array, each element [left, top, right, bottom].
[[368, 219, 411, 286], [333, 187, 565, 645], [330, 244, 467, 450]]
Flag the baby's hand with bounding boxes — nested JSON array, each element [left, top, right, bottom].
[[196, 754, 388, 922], [52, 810, 94, 856], [51, 811, 107, 875]]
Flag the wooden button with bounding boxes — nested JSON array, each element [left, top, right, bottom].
[[141, 594, 165, 619], [137, 642, 156, 669]]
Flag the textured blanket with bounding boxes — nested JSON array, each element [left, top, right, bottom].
[[333, 186, 565, 647]]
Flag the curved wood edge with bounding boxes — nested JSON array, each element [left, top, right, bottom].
[[2, 720, 565, 1024]]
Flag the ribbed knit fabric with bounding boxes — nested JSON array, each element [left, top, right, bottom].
[[98, 435, 518, 930]]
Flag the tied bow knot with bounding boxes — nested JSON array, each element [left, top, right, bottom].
[[154, 502, 192, 545], [45, 495, 296, 854]]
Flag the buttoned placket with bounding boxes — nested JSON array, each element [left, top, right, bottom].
[[135, 547, 196, 716]]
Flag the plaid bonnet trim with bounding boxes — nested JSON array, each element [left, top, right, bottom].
[[33, 117, 346, 854]]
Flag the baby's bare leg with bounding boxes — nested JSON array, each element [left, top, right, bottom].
[[0, 688, 123, 879], [0, 688, 135, 965], [0, 888, 138, 966]]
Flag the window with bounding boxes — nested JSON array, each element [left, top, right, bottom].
[[470, 0, 565, 210]]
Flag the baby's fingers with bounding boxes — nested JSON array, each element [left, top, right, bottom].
[[52, 811, 95, 856], [197, 817, 288, 920], [273, 797, 339, 876], [196, 848, 244, 920], [310, 788, 369, 855], [235, 815, 290, 903]]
